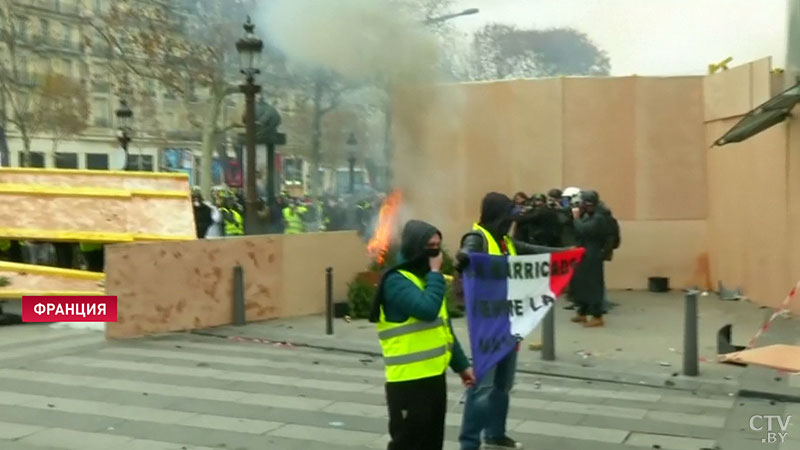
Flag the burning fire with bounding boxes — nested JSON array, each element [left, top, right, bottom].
[[367, 190, 404, 266]]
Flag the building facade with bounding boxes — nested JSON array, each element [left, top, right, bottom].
[[0, 0, 203, 172]]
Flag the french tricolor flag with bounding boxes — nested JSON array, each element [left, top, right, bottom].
[[461, 248, 585, 381]]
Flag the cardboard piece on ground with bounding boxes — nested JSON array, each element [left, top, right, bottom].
[[719, 344, 800, 372]]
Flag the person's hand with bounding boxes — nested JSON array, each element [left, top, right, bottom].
[[455, 252, 470, 272], [571, 207, 581, 219], [459, 368, 476, 388], [429, 251, 443, 272]]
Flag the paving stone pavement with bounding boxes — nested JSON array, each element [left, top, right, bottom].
[[0, 325, 762, 450]]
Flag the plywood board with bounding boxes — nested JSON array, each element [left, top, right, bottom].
[[0, 262, 105, 298], [282, 231, 370, 316], [105, 231, 369, 339], [720, 345, 800, 372], [787, 106, 800, 317], [0, 168, 194, 242], [605, 220, 708, 290], [562, 77, 637, 220], [0, 168, 189, 191], [635, 77, 707, 220], [705, 118, 789, 310], [750, 57, 774, 107], [703, 62, 754, 121]]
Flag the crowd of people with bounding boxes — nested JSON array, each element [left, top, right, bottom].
[[507, 187, 621, 325], [191, 187, 386, 239], [370, 189, 621, 450]]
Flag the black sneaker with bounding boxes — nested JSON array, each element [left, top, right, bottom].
[[482, 437, 523, 449]]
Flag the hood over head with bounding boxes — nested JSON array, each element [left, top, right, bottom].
[[479, 192, 515, 240], [580, 190, 600, 206], [368, 219, 442, 323], [400, 220, 441, 270]]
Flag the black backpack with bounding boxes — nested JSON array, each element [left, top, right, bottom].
[[607, 214, 621, 249]]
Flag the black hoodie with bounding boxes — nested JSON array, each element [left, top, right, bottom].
[[478, 192, 516, 244], [369, 220, 441, 322]]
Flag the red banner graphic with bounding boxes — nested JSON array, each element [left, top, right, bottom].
[[21, 296, 118, 323]]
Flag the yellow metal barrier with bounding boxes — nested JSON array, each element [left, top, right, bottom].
[[0, 291, 106, 299], [0, 167, 189, 179], [0, 261, 105, 280]]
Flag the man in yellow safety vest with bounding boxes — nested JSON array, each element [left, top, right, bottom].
[[455, 192, 566, 450], [219, 195, 244, 237], [369, 219, 475, 450], [282, 200, 306, 235]]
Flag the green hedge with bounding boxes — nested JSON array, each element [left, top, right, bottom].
[[348, 247, 462, 320]]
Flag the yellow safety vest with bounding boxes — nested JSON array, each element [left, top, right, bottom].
[[376, 270, 454, 383], [222, 208, 244, 236], [0, 239, 10, 252], [472, 223, 517, 256], [283, 207, 305, 234], [79, 242, 103, 252]]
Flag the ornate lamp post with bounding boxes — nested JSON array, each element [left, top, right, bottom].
[[236, 16, 264, 234], [115, 99, 134, 170], [346, 132, 358, 194]]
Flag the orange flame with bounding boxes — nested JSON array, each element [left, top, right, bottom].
[[367, 190, 404, 265]]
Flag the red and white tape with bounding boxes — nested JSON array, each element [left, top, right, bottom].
[[746, 281, 799, 349]]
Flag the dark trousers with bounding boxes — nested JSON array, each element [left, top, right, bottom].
[[83, 250, 104, 272], [385, 373, 447, 450]]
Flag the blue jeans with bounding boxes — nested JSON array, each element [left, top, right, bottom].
[[459, 350, 518, 450]]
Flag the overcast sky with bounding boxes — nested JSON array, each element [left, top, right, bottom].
[[450, 0, 789, 76]]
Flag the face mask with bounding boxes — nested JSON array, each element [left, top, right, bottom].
[[424, 248, 441, 258]]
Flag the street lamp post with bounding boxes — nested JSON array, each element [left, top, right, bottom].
[[115, 99, 133, 170], [236, 16, 264, 235], [346, 132, 358, 194]]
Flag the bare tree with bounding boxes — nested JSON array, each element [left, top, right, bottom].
[[35, 73, 90, 158], [0, 0, 46, 166], [89, 0, 287, 197], [470, 24, 611, 80], [0, 4, 91, 167]]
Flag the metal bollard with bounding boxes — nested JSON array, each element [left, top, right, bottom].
[[325, 267, 333, 335], [541, 305, 555, 361], [233, 265, 245, 326], [683, 289, 699, 376]]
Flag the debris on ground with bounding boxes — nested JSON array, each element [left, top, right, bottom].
[[0, 276, 10, 287], [344, 315, 352, 323], [658, 361, 671, 367]]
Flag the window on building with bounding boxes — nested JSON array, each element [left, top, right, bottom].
[[19, 151, 45, 168], [16, 16, 29, 42], [54, 152, 78, 169], [39, 19, 49, 43], [126, 154, 154, 172], [283, 158, 303, 184], [92, 97, 109, 127], [62, 23, 72, 49], [86, 153, 108, 170]]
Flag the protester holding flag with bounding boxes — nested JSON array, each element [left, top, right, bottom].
[[456, 192, 567, 450], [369, 219, 475, 450]]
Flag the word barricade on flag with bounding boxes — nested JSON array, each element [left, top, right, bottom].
[[462, 248, 585, 381]]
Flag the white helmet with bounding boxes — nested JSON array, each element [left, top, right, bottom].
[[562, 187, 580, 197]]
